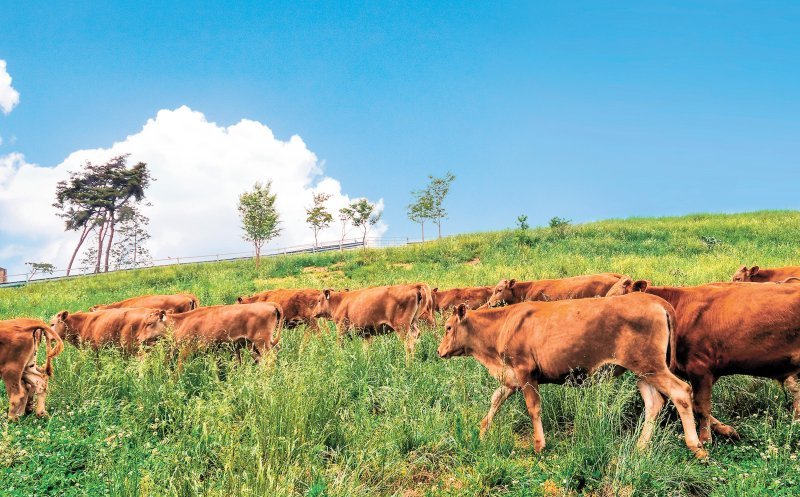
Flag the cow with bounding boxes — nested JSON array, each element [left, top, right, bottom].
[[731, 265, 800, 283], [0, 319, 64, 420], [51, 308, 169, 354], [169, 302, 283, 365], [312, 283, 433, 354], [90, 293, 199, 313], [237, 288, 320, 330], [485, 273, 625, 307], [436, 296, 706, 458], [606, 278, 800, 443], [432, 286, 493, 313]]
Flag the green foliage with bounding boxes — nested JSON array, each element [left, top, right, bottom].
[[340, 198, 381, 246], [238, 181, 281, 264], [306, 192, 334, 248], [3, 210, 800, 496]]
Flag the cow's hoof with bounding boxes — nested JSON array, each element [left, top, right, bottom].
[[715, 425, 740, 440], [35, 411, 49, 419], [533, 441, 546, 453], [693, 448, 709, 460]]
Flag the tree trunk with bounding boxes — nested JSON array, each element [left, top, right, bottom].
[[94, 219, 107, 274], [437, 220, 442, 239], [66, 224, 91, 276], [103, 214, 115, 272], [254, 242, 261, 268], [421, 221, 425, 242]]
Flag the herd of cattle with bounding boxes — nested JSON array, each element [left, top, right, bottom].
[[2, 264, 800, 460]]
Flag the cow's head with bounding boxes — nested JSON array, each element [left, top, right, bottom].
[[487, 279, 517, 307], [236, 296, 250, 304], [605, 278, 649, 296], [138, 310, 169, 345], [50, 311, 71, 340], [438, 303, 471, 358], [312, 289, 335, 318], [731, 265, 759, 282]]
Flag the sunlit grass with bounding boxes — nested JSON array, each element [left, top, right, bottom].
[[2, 210, 800, 496]]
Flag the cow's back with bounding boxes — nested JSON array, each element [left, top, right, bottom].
[[652, 283, 800, 377], [531, 273, 623, 301], [501, 293, 672, 380]]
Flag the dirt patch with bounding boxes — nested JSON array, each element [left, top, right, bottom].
[[465, 258, 481, 266], [302, 266, 328, 273], [391, 263, 413, 270]]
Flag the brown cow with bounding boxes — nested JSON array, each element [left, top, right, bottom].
[[169, 303, 283, 365], [237, 288, 320, 329], [90, 293, 199, 313], [432, 286, 493, 312], [731, 265, 800, 283], [437, 296, 705, 458], [312, 283, 432, 354], [485, 273, 624, 307], [0, 319, 63, 420], [607, 279, 800, 443], [51, 308, 169, 354]]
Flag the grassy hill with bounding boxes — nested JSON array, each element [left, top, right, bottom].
[[2, 210, 800, 496]]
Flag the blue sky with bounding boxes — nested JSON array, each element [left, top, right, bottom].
[[1, 1, 799, 253]]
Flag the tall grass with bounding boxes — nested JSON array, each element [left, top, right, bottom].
[[2, 210, 800, 496]]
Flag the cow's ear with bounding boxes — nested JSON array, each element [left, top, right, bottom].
[[58, 310, 69, 321], [344, 288, 350, 292], [456, 303, 467, 321], [632, 280, 649, 292], [508, 279, 516, 288], [324, 289, 331, 300], [160, 310, 167, 321], [237, 296, 244, 304], [432, 287, 438, 293], [750, 266, 760, 276]]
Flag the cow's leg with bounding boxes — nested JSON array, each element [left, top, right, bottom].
[[33, 385, 48, 418], [405, 321, 421, 356], [636, 378, 665, 449], [784, 376, 800, 420], [3, 371, 27, 421], [521, 381, 545, 452], [24, 382, 36, 415], [647, 371, 707, 458], [479, 385, 515, 438], [687, 371, 715, 444]]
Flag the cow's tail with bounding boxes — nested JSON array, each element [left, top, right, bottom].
[[413, 284, 432, 325], [270, 304, 285, 348], [41, 325, 64, 376], [665, 306, 677, 373]]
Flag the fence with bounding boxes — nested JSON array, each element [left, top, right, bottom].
[[0, 236, 421, 288]]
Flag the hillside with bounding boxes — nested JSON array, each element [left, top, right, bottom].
[[2, 210, 800, 496]]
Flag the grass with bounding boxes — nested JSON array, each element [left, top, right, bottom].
[[2, 210, 800, 496]]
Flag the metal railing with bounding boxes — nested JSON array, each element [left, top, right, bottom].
[[0, 237, 423, 288]]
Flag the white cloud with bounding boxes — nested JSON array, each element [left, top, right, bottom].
[[0, 60, 20, 114], [0, 106, 385, 276]]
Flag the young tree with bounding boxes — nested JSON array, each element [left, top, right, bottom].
[[425, 172, 456, 239], [341, 198, 381, 248], [305, 192, 333, 250], [407, 189, 433, 242], [110, 206, 152, 269], [337, 210, 351, 252], [238, 181, 281, 267], [25, 262, 54, 283], [54, 155, 152, 274]]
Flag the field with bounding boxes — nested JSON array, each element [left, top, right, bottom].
[[2, 210, 800, 496]]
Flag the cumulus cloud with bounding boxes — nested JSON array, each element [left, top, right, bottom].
[[0, 60, 20, 114], [0, 106, 385, 276]]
